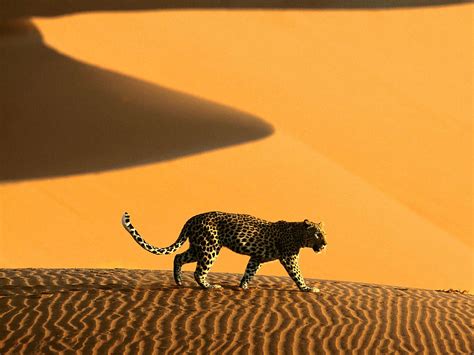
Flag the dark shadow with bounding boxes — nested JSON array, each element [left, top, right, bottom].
[[1, 0, 470, 20], [0, 21, 273, 181]]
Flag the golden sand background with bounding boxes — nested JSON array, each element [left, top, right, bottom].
[[1, 269, 472, 354], [0, 2, 472, 290]]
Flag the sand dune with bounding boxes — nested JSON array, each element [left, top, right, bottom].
[[0, 21, 272, 181], [0, 269, 472, 354], [0, 3, 471, 292]]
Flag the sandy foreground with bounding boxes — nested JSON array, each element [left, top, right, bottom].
[[0, 268, 472, 354], [0, 2, 472, 291]]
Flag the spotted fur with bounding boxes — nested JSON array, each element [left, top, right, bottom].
[[122, 211, 327, 292]]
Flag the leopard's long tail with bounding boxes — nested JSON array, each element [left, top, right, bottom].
[[122, 212, 187, 255]]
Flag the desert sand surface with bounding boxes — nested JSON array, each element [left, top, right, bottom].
[[0, 1, 472, 292], [0, 268, 472, 354]]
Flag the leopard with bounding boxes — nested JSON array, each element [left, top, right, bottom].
[[122, 211, 327, 292]]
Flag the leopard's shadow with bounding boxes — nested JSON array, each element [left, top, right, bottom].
[[0, 21, 273, 181]]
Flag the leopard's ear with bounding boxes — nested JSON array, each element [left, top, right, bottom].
[[304, 219, 312, 227]]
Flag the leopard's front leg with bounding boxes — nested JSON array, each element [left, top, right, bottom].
[[279, 254, 320, 293]]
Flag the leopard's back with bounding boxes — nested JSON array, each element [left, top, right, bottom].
[[185, 212, 285, 260]]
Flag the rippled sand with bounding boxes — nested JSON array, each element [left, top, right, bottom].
[[0, 269, 472, 354]]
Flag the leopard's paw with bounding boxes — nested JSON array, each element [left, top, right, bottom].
[[301, 286, 320, 293]]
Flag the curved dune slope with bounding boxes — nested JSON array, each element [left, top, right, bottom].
[[0, 5, 471, 292], [0, 21, 272, 181], [0, 269, 472, 354]]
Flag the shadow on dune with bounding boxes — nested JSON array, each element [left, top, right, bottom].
[[0, 0, 470, 20], [1, 1, 468, 181], [0, 21, 273, 181]]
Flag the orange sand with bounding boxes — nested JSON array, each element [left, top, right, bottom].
[[0, 2, 472, 291], [0, 269, 472, 354]]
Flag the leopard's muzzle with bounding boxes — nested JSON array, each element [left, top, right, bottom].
[[313, 243, 327, 253]]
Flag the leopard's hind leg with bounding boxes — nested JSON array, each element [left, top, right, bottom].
[[240, 257, 262, 290], [173, 248, 197, 286], [194, 245, 222, 289]]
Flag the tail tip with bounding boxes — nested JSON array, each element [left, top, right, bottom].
[[122, 212, 131, 226]]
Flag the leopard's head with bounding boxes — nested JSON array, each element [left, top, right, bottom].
[[302, 219, 327, 253]]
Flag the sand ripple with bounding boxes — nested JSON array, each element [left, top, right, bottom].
[[0, 269, 472, 354]]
